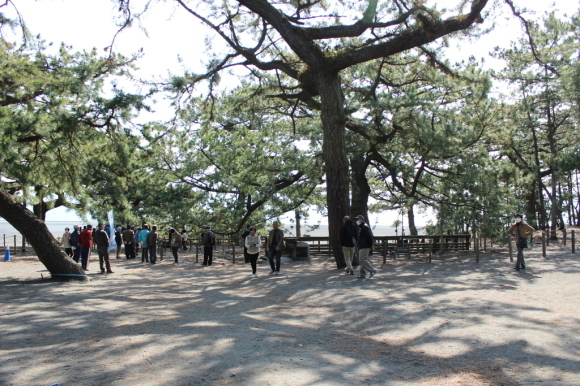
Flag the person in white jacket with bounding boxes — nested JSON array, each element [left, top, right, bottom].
[[245, 227, 262, 277]]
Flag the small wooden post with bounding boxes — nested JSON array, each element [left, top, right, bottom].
[[563, 229, 567, 246], [232, 243, 236, 264], [21, 236, 26, 252], [14, 235, 17, 251], [222, 242, 225, 260], [508, 235, 513, 262], [475, 236, 479, 263], [382, 240, 386, 264], [195, 244, 199, 263], [542, 231, 547, 258], [572, 230, 576, 253], [429, 240, 432, 263], [318, 240, 321, 253]]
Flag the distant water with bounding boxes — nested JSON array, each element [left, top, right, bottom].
[[1, 220, 426, 245]]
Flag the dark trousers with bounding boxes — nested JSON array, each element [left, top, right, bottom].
[[125, 242, 135, 259], [141, 246, 149, 262], [171, 247, 179, 263], [248, 252, 259, 274], [97, 246, 112, 272], [80, 246, 91, 269], [268, 248, 281, 272], [203, 246, 213, 265], [243, 247, 250, 263], [515, 247, 526, 269], [73, 246, 81, 263], [149, 245, 157, 264]]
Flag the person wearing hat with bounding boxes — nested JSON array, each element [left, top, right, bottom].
[[508, 214, 535, 270], [354, 215, 377, 279], [147, 225, 159, 264]]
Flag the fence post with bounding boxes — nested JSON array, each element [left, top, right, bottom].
[[563, 229, 567, 246], [508, 235, 513, 262], [382, 240, 386, 264], [14, 235, 17, 251], [475, 236, 479, 263], [21, 236, 26, 252], [429, 240, 432, 263], [572, 230, 576, 253], [232, 242, 236, 264], [542, 231, 547, 258]]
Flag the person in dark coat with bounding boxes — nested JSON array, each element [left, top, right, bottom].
[[93, 223, 113, 274], [202, 226, 216, 266], [70, 225, 81, 263], [354, 215, 377, 279], [339, 216, 357, 275]]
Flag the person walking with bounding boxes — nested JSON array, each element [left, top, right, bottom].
[[169, 228, 182, 264], [139, 224, 150, 263], [62, 227, 73, 258], [181, 229, 188, 251], [245, 226, 262, 277], [114, 227, 123, 259], [266, 221, 284, 275], [123, 226, 136, 259], [201, 226, 216, 266], [147, 225, 159, 264], [93, 223, 113, 274], [508, 214, 535, 270], [70, 225, 81, 263], [354, 215, 377, 279], [241, 225, 251, 263], [339, 216, 357, 275], [78, 224, 94, 271]]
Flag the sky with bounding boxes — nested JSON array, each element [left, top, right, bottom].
[[3, 0, 579, 225]]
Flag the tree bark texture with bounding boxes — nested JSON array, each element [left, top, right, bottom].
[[408, 204, 418, 235], [350, 154, 370, 220], [318, 72, 349, 268], [0, 189, 88, 281]]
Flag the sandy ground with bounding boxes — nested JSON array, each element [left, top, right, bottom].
[[0, 239, 579, 386]]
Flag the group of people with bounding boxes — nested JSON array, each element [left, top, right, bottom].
[[61, 223, 191, 273]]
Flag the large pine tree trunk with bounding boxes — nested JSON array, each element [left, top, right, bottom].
[[318, 72, 349, 269], [408, 203, 418, 235], [0, 189, 88, 281], [350, 154, 370, 220]]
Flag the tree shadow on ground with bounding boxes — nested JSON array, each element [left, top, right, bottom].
[[0, 249, 579, 385]]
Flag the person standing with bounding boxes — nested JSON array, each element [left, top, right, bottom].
[[339, 216, 357, 275], [169, 228, 182, 264], [147, 225, 159, 264], [70, 225, 81, 263], [354, 215, 377, 279], [114, 227, 123, 259], [508, 214, 535, 270], [134, 227, 141, 256], [241, 225, 251, 263], [201, 226, 216, 266], [181, 229, 188, 251], [245, 227, 262, 277], [266, 221, 284, 275], [78, 224, 94, 271], [62, 227, 73, 258], [139, 224, 150, 263], [123, 226, 136, 259], [93, 223, 113, 274]]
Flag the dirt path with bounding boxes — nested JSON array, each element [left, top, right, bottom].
[[1, 243, 579, 385]]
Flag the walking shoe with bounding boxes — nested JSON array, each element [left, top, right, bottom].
[[369, 270, 377, 278], [251, 274, 256, 278], [357, 275, 366, 279], [269, 270, 275, 275], [345, 270, 351, 275], [100, 269, 105, 274], [275, 271, 280, 275], [107, 270, 114, 273], [350, 270, 354, 275]]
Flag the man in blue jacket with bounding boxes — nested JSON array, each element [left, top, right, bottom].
[[354, 215, 377, 279]]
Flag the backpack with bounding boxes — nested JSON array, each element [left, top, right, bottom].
[[204, 231, 216, 246]]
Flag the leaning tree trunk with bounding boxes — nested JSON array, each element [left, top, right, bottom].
[[350, 153, 370, 220], [0, 188, 88, 281], [318, 71, 349, 269]]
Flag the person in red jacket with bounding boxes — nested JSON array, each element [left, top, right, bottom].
[[78, 224, 94, 270]]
